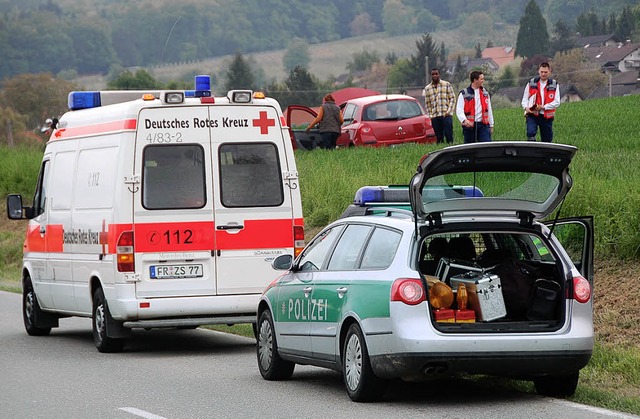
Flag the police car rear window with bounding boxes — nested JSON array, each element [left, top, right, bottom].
[[219, 143, 284, 208], [142, 144, 206, 210]]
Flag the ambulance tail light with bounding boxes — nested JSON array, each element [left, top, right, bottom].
[[294, 226, 305, 257], [117, 231, 135, 272], [391, 278, 426, 305]]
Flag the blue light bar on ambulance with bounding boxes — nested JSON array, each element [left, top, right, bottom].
[[68, 91, 101, 110], [194, 75, 212, 98]]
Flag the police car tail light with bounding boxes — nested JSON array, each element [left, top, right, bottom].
[[294, 226, 305, 257], [391, 278, 425, 305], [117, 231, 135, 272], [571, 275, 591, 303]]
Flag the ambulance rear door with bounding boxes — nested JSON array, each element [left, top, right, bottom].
[[133, 106, 216, 298], [210, 105, 296, 295]]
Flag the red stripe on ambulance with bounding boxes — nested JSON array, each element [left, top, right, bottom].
[[53, 119, 137, 140]]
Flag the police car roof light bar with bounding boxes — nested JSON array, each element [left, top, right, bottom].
[[354, 186, 410, 206]]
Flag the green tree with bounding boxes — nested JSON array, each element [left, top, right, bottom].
[[283, 38, 310, 73], [552, 48, 607, 97], [224, 52, 256, 91], [575, 10, 601, 36], [346, 48, 380, 73], [408, 33, 443, 88], [349, 12, 378, 36], [493, 65, 517, 91], [550, 20, 577, 55], [0, 73, 77, 129], [382, 0, 416, 36], [282, 66, 318, 108], [616, 7, 636, 40], [475, 43, 483, 58], [515, 0, 550, 59], [107, 69, 163, 90]]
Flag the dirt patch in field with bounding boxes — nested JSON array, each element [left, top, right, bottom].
[[593, 259, 640, 348]]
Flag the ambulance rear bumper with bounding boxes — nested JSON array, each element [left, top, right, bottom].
[[108, 289, 260, 325]]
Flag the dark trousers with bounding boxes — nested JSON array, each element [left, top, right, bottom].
[[431, 115, 454, 143], [319, 131, 339, 149], [526, 115, 554, 142], [462, 122, 492, 143]]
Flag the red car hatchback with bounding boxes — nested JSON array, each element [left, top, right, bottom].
[[285, 94, 436, 150]]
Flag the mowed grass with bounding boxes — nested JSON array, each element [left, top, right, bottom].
[[1, 95, 640, 414]]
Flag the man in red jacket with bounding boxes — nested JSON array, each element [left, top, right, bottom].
[[521, 62, 560, 142]]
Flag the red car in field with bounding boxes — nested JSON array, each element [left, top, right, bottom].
[[285, 94, 436, 150]]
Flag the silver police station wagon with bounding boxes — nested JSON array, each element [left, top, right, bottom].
[[256, 142, 593, 402]]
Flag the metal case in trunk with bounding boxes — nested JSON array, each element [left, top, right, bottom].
[[450, 272, 507, 321]]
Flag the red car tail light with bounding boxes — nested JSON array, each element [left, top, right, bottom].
[[391, 278, 425, 305], [117, 231, 135, 272], [571, 276, 591, 303]]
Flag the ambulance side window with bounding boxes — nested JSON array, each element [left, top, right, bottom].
[[142, 144, 206, 210], [219, 143, 284, 207], [32, 160, 50, 216]]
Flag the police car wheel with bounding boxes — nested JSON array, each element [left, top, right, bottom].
[[257, 310, 294, 380], [22, 277, 52, 336], [92, 288, 125, 353], [534, 372, 579, 398], [343, 323, 386, 402]]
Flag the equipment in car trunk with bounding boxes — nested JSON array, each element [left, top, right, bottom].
[[526, 278, 561, 321], [450, 272, 507, 321]]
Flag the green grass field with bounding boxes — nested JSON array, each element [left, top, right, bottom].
[[1, 95, 639, 414]]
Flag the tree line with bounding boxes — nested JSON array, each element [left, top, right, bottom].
[[1, 0, 639, 81]]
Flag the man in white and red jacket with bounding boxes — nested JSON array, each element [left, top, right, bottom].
[[521, 62, 560, 142]]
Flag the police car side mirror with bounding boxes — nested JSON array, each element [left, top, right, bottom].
[[272, 254, 293, 271], [7, 194, 26, 219]]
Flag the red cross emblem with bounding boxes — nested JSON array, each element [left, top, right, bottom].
[[100, 219, 108, 256], [253, 111, 275, 134]]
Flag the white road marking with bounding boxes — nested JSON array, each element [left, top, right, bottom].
[[550, 399, 640, 419], [118, 407, 168, 419]]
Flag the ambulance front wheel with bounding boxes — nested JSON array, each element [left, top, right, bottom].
[[92, 287, 125, 353], [23, 276, 53, 336]]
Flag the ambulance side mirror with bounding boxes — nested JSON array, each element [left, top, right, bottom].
[[272, 254, 293, 271], [7, 194, 26, 219]]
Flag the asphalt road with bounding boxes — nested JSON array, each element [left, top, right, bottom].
[[0, 290, 636, 419]]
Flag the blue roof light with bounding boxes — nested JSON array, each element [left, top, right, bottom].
[[68, 91, 101, 110], [354, 186, 410, 206], [194, 75, 211, 98]]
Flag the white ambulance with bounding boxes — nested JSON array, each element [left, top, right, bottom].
[[7, 76, 304, 352]]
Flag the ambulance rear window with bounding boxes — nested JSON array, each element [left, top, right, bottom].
[[219, 143, 284, 207], [142, 144, 206, 210]]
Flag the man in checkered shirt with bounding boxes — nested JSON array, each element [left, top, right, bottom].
[[423, 68, 456, 144]]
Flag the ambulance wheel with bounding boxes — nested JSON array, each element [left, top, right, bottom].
[[22, 277, 52, 336], [257, 310, 294, 380], [534, 372, 579, 398], [343, 323, 386, 402], [92, 288, 125, 353]]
